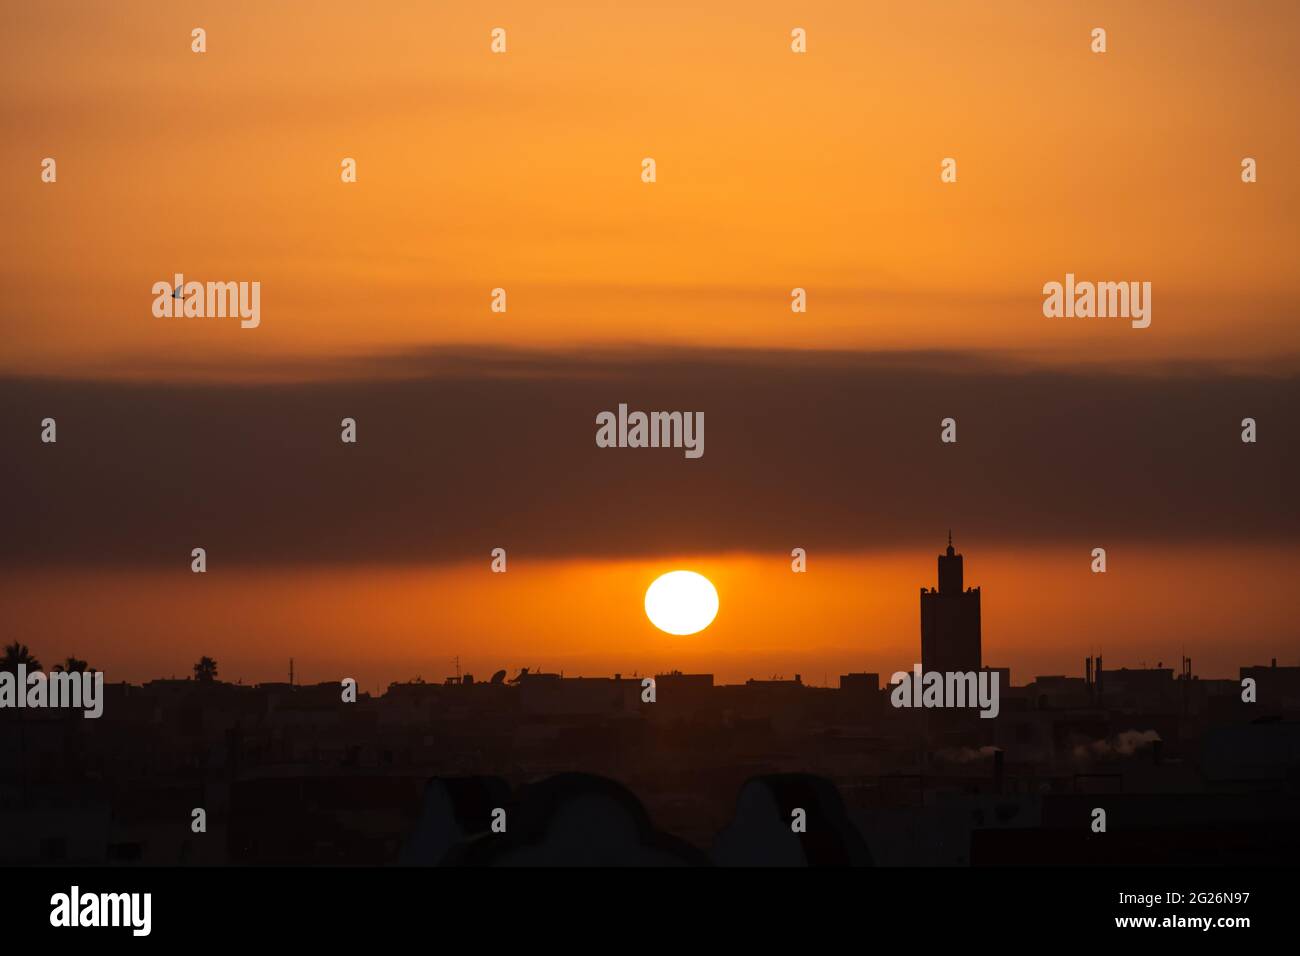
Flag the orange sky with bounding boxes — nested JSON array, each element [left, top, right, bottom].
[[2, 0, 1298, 376], [2, 2, 1295, 685], [3, 545, 1293, 689]]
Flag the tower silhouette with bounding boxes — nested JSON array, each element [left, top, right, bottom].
[[920, 532, 981, 673]]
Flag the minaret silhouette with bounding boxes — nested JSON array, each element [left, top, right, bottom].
[[920, 532, 982, 674]]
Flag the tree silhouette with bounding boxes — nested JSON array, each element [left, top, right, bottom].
[[1, 642, 40, 810], [53, 656, 88, 673], [1, 642, 42, 672], [194, 656, 219, 682]]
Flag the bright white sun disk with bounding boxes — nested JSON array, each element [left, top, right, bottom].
[[644, 570, 719, 635]]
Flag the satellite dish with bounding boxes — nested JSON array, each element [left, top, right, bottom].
[[490, 669, 507, 685]]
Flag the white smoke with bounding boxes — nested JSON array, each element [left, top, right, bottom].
[[1072, 729, 1161, 761], [934, 745, 1001, 765]]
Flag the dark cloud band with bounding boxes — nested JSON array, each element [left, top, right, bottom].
[[3, 348, 1294, 567]]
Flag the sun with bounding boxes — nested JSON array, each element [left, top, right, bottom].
[[644, 570, 719, 635]]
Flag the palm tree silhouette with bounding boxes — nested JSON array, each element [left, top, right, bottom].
[[1, 641, 42, 672], [194, 656, 219, 682], [1, 642, 40, 811], [52, 656, 88, 673]]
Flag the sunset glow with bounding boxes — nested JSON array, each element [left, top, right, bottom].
[[1, 1, 1295, 687]]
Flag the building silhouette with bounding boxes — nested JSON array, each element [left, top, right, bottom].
[[920, 532, 981, 674], [3, 536, 1298, 867]]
